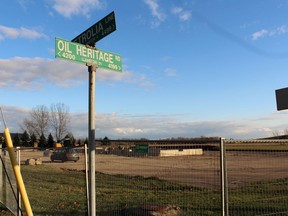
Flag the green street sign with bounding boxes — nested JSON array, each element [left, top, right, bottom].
[[135, 144, 149, 154], [72, 11, 116, 45], [55, 37, 122, 72]]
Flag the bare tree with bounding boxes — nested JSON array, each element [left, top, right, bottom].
[[22, 105, 50, 138], [22, 118, 36, 137], [21, 104, 70, 141], [272, 130, 280, 138], [50, 103, 70, 141]]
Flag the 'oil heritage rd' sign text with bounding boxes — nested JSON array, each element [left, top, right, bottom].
[[72, 11, 116, 45], [55, 37, 122, 72]]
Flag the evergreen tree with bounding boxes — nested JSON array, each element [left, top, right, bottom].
[[77, 139, 82, 146], [30, 133, 37, 147], [102, 136, 110, 146], [63, 134, 71, 147], [13, 133, 21, 146], [63, 133, 75, 147], [0, 135, 5, 148], [84, 138, 88, 145], [70, 134, 76, 147], [39, 133, 47, 149], [47, 133, 54, 148], [21, 130, 30, 147]]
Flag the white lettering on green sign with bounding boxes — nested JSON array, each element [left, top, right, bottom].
[[55, 37, 122, 72], [75, 45, 114, 64]]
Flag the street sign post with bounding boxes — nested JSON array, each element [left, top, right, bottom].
[[55, 37, 122, 72], [56, 11, 119, 216], [72, 11, 116, 45]]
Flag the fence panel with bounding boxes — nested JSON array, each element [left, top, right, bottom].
[[0, 149, 18, 215], [12, 148, 88, 216], [95, 142, 222, 215], [225, 141, 288, 216], [4, 139, 287, 215]]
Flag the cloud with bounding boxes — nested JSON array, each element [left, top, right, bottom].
[[164, 68, 177, 77], [2, 106, 288, 139], [53, 0, 102, 18], [93, 112, 288, 139], [0, 106, 30, 131], [251, 29, 269, 40], [0, 25, 48, 40], [114, 128, 144, 135], [191, 12, 288, 58], [97, 69, 155, 88], [171, 6, 192, 21], [17, 0, 30, 10], [144, 0, 166, 27], [0, 57, 85, 90], [270, 25, 288, 36], [161, 56, 173, 61], [251, 25, 288, 40], [0, 57, 154, 90]]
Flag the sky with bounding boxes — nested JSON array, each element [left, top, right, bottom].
[[1, 0, 288, 140]]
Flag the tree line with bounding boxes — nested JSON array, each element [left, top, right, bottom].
[[21, 103, 70, 141], [9, 131, 89, 149], [0, 103, 87, 148]]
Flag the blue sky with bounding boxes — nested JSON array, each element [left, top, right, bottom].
[[1, 0, 288, 139]]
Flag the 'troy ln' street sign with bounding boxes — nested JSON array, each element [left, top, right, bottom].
[[72, 11, 116, 45], [55, 37, 122, 72]]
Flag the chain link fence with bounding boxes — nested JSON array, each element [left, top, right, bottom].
[[95, 140, 222, 215], [95, 139, 288, 215], [1, 139, 287, 215], [0, 147, 18, 215], [225, 140, 288, 216]]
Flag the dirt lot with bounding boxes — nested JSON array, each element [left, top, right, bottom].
[[18, 150, 288, 189]]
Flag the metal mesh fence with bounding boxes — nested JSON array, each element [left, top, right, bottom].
[[225, 140, 288, 216], [18, 148, 88, 216], [95, 141, 222, 215], [2, 139, 287, 215], [0, 148, 18, 214]]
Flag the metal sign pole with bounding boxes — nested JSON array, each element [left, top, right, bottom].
[[65, 11, 119, 216], [220, 137, 229, 216], [88, 64, 96, 216]]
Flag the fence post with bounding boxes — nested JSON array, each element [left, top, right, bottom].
[[220, 137, 229, 216], [85, 144, 89, 216]]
